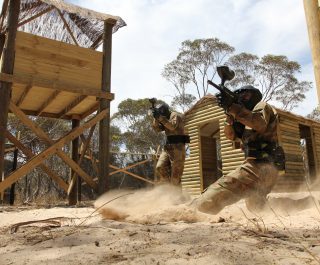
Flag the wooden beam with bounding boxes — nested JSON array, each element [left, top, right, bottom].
[[68, 125, 96, 195], [80, 102, 99, 120], [17, 6, 55, 28], [109, 159, 151, 176], [68, 119, 80, 205], [57, 95, 87, 118], [13, 109, 73, 120], [36, 90, 61, 116], [87, 152, 99, 175], [109, 164, 155, 185], [5, 130, 69, 192], [0, 72, 114, 100], [0, 0, 9, 31], [9, 131, 19, 205], [56, 8, 79, 46], [304, 0, 320, 105], [10, 102, 51, 140], [0, 0, 20, 186], [99, 22, 113, 195], [9, 102, 101, 189], [15, 83, 33, 107], [58, 150, 97, 189], [0, 33, 6, 60], [0, 109, 106, 193]]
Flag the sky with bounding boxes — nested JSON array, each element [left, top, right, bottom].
[[18, 0, 320, 116]]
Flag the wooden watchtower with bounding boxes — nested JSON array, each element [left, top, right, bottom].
[[0, 0, 125, 204]]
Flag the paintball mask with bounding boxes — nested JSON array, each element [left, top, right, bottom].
[[156, 103, 171, 119], [234, 85, 262, 110]]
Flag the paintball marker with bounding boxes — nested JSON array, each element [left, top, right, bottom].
[[207, 66, 237, 112], [149, 97, 157, 110], [149, 98, 165, 130], [149, 97, 161, 119], [208, 66, 245, 137]]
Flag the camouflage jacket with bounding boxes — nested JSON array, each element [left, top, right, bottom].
[[224, 101, 278, 145], [152, 111, 185, 136]]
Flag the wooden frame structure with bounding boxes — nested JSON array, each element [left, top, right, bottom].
[[85, 151, 156, 186], [304, 0, 320, 106], [0, 0, 126, 205], [182, 95, 320, 196]]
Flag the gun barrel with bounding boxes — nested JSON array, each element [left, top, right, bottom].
[[207, 80, 237, 100], [208, 81, 222, 91]]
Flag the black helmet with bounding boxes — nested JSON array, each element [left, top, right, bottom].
[[234, 85, 262, 110], [156, 102, 171, 118]]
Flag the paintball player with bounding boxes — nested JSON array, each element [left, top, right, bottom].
[[150, 101, 189, 185], [191, 82, 285, 214]]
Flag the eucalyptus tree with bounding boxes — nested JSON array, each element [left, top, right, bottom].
[[227, 53, 311, 111]]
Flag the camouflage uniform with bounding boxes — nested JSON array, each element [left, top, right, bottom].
[[195, 101, 280, 214], [152, 112, 186, 185]]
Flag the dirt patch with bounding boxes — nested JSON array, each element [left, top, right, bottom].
[[0, 188, 320, 265]]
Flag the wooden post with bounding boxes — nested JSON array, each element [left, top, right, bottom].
[[68, 119, 80, 205], [0, 33, 6, 60], [0, 0, 20, 185], [98, 21, 114, 195], [303, 0, 320, 105], [9, 131, 19, 205]]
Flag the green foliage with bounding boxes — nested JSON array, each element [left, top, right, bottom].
[[110, 124, 123, 152], [112, 98, 165, 153], [307, 107, 320, 121], [227, 53, 311, 111], [163, 37, 311, 112], [170, 93, 197, 112], [226, 52, 259, 87]]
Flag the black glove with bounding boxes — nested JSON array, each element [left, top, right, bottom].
[[216, 92, 234, 111], [233, 121, 245, 138], [152, 108, 160, 119]]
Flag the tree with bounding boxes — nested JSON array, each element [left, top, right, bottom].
[[163, 37, 311, 112], [170, 93, 197, 113], [307, 108, 320, 121], [227, 53, 312, 111], [112, 98, 165, 153], [162, 38, 235, 108], [226, 52, 259, 88]]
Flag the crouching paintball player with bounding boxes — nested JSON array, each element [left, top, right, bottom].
[[149, 99, 190, 186], [191, 66, 285, 214]]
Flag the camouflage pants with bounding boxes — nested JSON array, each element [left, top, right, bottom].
[[156, 143, 186, 186], [194, 159, 279, 214]]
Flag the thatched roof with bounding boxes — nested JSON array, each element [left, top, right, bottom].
[[0, 0, 126, 49]]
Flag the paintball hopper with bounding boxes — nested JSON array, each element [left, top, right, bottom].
[[149, 97, 157, 106], [217, 66, 235, 85], [148, 97, 157, 116]]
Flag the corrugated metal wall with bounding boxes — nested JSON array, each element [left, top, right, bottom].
[[314, 125, 320, 176], [182, 100, 224, 196], [277, 116, 305, 189]]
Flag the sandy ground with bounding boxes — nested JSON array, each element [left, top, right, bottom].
[[1, 185, 320, 265]]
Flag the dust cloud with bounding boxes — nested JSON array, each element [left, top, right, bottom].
[[94, 184, 217, 224], [95, 179, 320, 224], [266, 174, 320, 214]]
